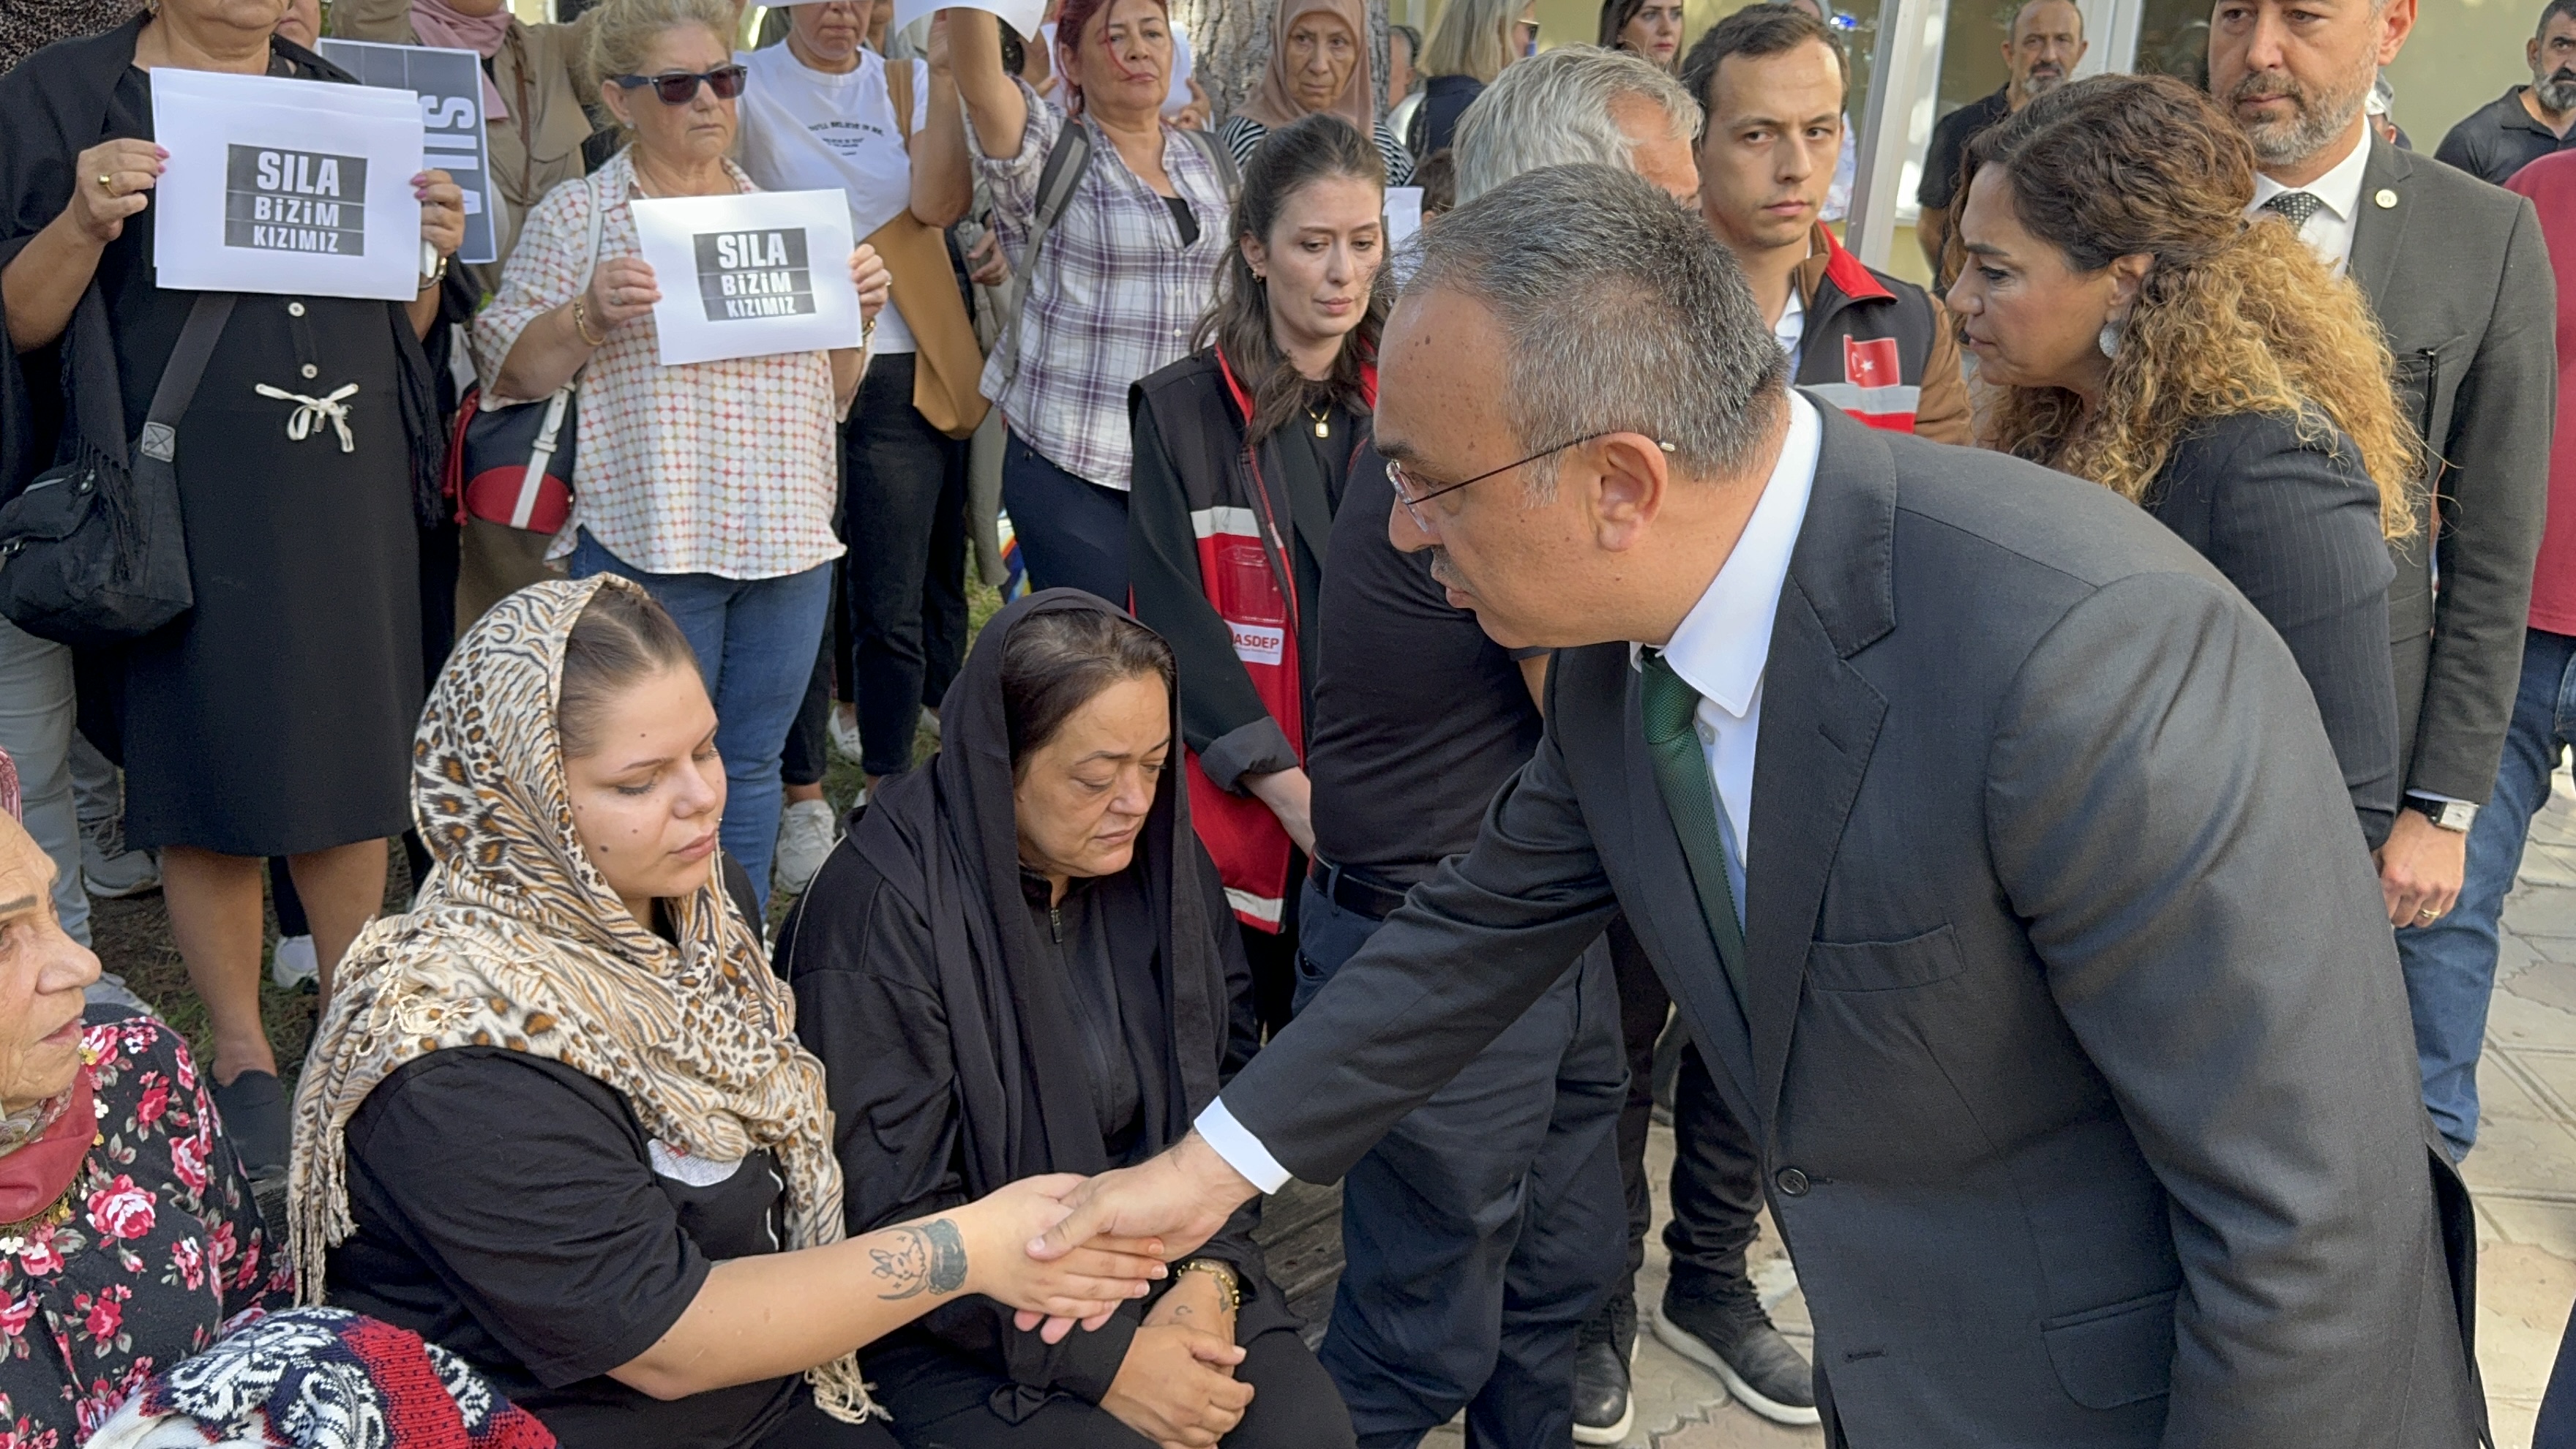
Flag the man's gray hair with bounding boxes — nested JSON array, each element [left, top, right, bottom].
[[1452, 46, 1703, 205], [1406, 164, 1787, 487]]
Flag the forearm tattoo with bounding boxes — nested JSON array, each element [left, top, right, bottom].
[[871, 1218, 970, 1300]]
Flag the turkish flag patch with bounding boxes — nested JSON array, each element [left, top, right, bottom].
[[1843, 336, 1901, 389]]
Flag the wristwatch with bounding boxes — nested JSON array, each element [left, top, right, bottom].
[[2410, 798, 2479, 832]]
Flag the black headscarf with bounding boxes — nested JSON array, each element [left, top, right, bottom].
[[847, 589, 1232, 1193]]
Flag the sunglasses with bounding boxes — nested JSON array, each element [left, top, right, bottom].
[[610, 64, 748, 105]]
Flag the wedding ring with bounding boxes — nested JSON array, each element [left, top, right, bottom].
[[97, 173, 113, 192], [2416, 908, 2441, 922]]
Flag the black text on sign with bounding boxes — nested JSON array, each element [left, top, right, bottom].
[[694, 229, 817, 322], [224, 145, 370, 255]]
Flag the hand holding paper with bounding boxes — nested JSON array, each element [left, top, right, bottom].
[[414, 169, 465, 266], [585, 258, 664, 334], [851, 243, 892, 329], [69, 140, 165, 246]]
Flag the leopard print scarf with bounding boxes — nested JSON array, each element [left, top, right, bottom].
[[287, 577, 877, 1423]]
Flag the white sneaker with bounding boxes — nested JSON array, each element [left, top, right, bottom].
[[774, 798, 841, 896], [271, 935, 319, 990], [828, 706, 865, 765]]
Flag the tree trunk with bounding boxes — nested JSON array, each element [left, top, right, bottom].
[[1172, 0, 1393, 127]]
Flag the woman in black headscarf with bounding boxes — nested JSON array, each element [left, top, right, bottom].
[[774, 590, 1352, 1449]]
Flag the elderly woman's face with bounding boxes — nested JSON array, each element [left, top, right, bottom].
[[790, 0, 870, 63], [272, 0, 320, 47], [602, 23, 739, 167], [1285, 10, 1360, 113], [562, 666, 727, 927], [1063, 0, 1173, 121], [1014, 675, 1170, 886], [171, 0, 290, 38], [0, 817, 101, 1115]]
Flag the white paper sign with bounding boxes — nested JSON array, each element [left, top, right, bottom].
[[150, 67, 424, 300], [1385, 187, 1424, 249], [631, 190, 862, 366], [890, 0, 1047, 46], [318, 38, 498, 266]]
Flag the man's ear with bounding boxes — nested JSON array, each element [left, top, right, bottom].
[[1591, 433, 1674, 553]]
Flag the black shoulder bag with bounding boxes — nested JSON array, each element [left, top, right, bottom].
[[0, 288, 234, 648]]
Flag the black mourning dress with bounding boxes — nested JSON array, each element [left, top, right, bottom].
[[0, 18, 427, 856]]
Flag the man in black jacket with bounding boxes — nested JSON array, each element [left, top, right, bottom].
[[2212, 0, 2554, 1156], [2434, 0, 2576, 185], [1306, 46, 1704, 1449]]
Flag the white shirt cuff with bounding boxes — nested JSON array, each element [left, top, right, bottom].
[[1192, 1097, 1292, 1194]]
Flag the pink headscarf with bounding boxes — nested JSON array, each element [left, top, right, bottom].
[[1239, 0, 1375, 133], [410, 0, 516, 119]]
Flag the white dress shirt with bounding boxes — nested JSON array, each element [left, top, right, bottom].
[[2247, 127, 2372, 274], [1772, 285, 1806, 378], [1197, 396, 1828, 1194]]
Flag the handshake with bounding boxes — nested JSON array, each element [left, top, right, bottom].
[[941, 1131, 1268, 1448]]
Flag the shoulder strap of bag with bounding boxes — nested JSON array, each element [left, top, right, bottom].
[[135, 293, 238, 467], [1180, 126, 1240, 201], [997, 120, 1095, 386]]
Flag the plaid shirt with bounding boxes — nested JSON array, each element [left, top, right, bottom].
[[976, 82, 1232, 492]]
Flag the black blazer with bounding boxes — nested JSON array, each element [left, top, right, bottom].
[[1221, 401, 2481, 1447], [2143, 411, 2400, 847], [2349, 138, 2555, 806]]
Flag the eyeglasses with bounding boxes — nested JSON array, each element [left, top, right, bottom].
[[1516, 18, 1543, 52], [1386, 432, 1674, 530], [610, 64, 748, 105]]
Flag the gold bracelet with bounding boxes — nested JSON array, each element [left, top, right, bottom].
[[572, 297, 607, 347], [1175, 1258, 1241, 1314]]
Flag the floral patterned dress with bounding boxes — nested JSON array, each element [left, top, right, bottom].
[[0, 1016, 288, 1449]]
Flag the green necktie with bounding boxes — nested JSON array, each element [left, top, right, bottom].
[[1639, 651, 1751, 1009]]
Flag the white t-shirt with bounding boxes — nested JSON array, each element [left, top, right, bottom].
[[735, 44, 934, 352]]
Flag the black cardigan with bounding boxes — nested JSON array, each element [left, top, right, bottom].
[[2143, 410, 2401, 848]]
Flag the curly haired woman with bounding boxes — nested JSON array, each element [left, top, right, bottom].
[[1944, 72, 2420, 849]]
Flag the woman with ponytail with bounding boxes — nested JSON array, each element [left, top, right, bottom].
[[1125, 114, 1387, 1036], [1944, 72, 2419, 848]]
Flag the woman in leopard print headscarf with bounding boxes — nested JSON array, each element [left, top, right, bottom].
[[287, 577, 1167, 1449]]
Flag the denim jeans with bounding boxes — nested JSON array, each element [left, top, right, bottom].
[[1000, 430, 1128, 603], [2400, 626, 2576, 1158], [0, 615, 89, 946], [565, 531, 834, 910]]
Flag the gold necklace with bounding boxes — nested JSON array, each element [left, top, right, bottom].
[[1306, 401, 1331, 438]]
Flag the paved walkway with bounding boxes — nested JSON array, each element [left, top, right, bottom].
[[1443, 768, 2576, 1448]]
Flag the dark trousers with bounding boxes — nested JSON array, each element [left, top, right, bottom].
[[1002, 428, 1129, 603], [870, 1327, 1351, 1448], [1295, 878, 1627, 1449], [842, 356, 971, 777], [1598, 940, 1765, 1322], [2540, 1293, 2576, 1448], [782, 636, 834, 790]]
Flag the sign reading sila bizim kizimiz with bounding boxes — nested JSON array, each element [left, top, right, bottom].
[[151, 65, 422, 300], [632, 189, 861, 365]]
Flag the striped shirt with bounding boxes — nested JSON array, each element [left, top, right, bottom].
[[1216, 114, 1416, 186], [473, 150, 846, 580], [975, 81, 1233, 493]]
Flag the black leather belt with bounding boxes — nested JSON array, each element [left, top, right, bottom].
[[1310, 857, 1413, 921]]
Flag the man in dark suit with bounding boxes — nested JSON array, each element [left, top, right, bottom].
[[1022, 163, 2481, 1448], [2209, 0, 2554, 1158]]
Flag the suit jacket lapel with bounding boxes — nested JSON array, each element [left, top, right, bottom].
[[1746, 402, 1896, 1124], [2348, 136, 2411, 312], [1620, 672, 1760, 1107]]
